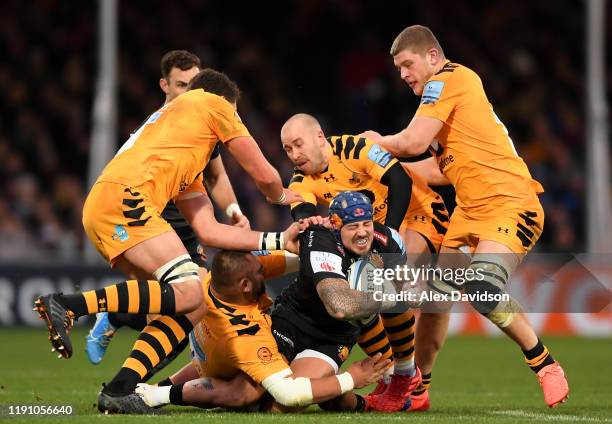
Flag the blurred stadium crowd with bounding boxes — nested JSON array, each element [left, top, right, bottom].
[[0, 0, 603, 261]]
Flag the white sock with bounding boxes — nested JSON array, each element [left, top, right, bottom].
[[383, 363, 395, 384], [394, 358, 416, 377], [136, 384, 171, 407]]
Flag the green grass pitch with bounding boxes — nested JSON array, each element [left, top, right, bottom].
[[0, 328, 611, 423]]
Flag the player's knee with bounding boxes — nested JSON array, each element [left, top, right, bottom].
[[465, 259, 521, 327], [174, 280, 203, 313], [464, 260, 509, 314], [153, 255, 202, 313]]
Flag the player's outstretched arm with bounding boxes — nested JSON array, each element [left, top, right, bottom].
[[176, 193, 302, 253], [264, 353, 389, 409], [225, 136, 303, 205], [402, 156, 450, 185], [361, 116, 443, 157], [136, 354, 389, 410]]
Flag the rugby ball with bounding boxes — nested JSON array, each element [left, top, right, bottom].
[[346, 258, 378, 326]]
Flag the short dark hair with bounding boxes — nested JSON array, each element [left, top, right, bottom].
[[390, 25, 444, 57], [160, 50, 201, 79], [211, 250, 252, 291], [188, 69, 241, 104]]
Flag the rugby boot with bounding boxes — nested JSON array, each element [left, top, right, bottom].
[[86, 313, 117, 365], [372, 368, 422, 412], [405, 389, 430, 412], [98, 386, 166, 415], [34, 294, 75, 359], [536, 361, 569, 407]]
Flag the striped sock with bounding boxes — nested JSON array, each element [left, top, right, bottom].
[[381, 311, 416, 362], [58, 280, 176, 318], [358, 315, 394, 363], [413, 372, 432, 395], [102, 315, 193, 395], [523, 339, 555, 374]]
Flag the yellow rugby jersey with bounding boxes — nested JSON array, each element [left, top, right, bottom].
[[415, 61, 543, 209], [98, 89, 250, 209], [190, 252, 289, 383], [289, 135, 434, 224]]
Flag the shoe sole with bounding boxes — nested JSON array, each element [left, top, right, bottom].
[[34, 297, 72, 359], [98, 392, 166, 415], [549, 393, 569, 408]]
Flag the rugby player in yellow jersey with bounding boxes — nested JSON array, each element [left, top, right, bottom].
[[135, 250, 389, 412], [34, 69, 305, 413], [361, 25, 569, 408], [281, 113, 450, 411], [85, 50, 249, 369]]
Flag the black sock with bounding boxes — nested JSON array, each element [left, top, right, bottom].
[[157, 377, 173, 387], [102, 368, 141, 396], [523, 339, 555, 373], [169, 383, 186, 405], [353, 394, 366, 412], [108, 313, 148, 331], [56, 294, 88, 317]]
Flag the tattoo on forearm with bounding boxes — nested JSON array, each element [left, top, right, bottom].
[[190, 378, 214, 391], [317, 278, 380, 320]]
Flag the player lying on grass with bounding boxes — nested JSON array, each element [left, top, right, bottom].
[[360, 24, 569, 407], [135, 249, 390, 412], [281, 113, 450, 411], [137, 191, 419, 412]]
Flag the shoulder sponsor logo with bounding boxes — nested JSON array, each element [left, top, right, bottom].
[[251, 250, 271, 256], [310, 251, 345, 276], [421, 80, 445, 105], [373, 231, 388, 246], [367, 144, 393, 168]]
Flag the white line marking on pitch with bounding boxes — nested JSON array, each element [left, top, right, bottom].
[[491, 410, 612, 422]]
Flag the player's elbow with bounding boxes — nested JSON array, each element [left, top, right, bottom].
[[323, 301, 349, 321], [263, 374, 313, 408], [405, 138, 430, 156]]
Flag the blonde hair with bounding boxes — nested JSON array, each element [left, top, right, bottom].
[[390, 25, 444, 57]]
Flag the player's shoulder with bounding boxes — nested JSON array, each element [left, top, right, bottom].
[[430, 61, 480, 86], [181, 89, 233, 110], [289, 168, 307, 185], [372, 222, 405, 253], [327, 135, 369, 161], [422, 62, 480, 105], [300, 224, 343, 252]]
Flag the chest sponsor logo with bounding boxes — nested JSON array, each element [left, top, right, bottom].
[[310, 251, 345, 276], [439, 155, 454, 172], [373, 197, 388, 216], [373, 231, 388, 246], [257, 347, 273, 364]]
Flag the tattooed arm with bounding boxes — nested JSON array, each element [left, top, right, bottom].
[[316, 278, 395, 321]]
